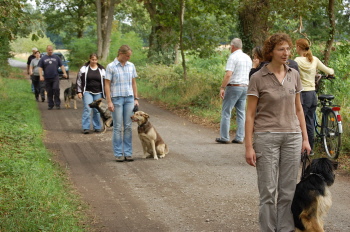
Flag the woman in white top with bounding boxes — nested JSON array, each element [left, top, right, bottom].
[[76, 54, 106, 134], [295, 38, 334, 152]]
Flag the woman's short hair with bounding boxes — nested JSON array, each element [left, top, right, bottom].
[[118, 45, 132, 55], [262, 33, 293, 62]]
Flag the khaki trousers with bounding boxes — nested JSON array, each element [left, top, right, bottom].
[[253, 132, 302, 232]]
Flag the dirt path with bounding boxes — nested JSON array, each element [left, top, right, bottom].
[[30, 71, 350, 231]]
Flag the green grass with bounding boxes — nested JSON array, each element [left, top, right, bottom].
[[0, 70, 88, 231]]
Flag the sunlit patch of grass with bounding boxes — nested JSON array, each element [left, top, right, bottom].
[[0, 74, 88, 231]]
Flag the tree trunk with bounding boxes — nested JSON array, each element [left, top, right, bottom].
[[141, 0, 176, 64], [96, 0, 118, 61], [323, 0, 335, 66], [237, 0, 270, 53], [179, 0, 187, 79]]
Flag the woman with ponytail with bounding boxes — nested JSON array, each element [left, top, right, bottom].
[[295, 38, 334, 153]]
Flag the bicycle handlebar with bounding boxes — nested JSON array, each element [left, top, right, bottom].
[[322, 74, 335, 80]]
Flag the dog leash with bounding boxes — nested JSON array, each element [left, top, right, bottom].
[[301, 151, 311, 181]]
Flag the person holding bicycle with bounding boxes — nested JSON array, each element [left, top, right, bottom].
[[245, 33, 311, 232], [295, 38, 334, 154]]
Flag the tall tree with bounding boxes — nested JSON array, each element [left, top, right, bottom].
[[39, 0, 95, 43], [179, 0, 186, 79], [96, 0, 121, 61], [1, 0, 33, 72], [237, 0, 270, 53], [323, 0, 336, 65], [138, 0, 178, 64]]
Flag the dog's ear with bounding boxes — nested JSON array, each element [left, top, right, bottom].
[[143, 112, 149, 119]]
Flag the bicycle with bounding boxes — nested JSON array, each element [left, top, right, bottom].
[[314, 74, 343, 159]]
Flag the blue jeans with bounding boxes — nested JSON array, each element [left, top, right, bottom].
[[82, 92, 102, 130], [219, 86, 247, 141], [111, 96, 134, 158]]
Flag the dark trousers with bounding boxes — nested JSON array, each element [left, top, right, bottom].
[[301, 91, 317, 150], [45, 76, 60, 108], [31, 75, 45, 100]]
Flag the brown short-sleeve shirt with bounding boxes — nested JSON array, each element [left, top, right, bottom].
[[247, 64, 302, 133]]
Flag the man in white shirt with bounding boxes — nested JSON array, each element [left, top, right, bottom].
[[216, 38, 252, 144]]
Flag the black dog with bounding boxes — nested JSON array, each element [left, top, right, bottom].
[[64, 83, 77, 109], [291, 158, 337, 232], [88, 98, 113, 133]]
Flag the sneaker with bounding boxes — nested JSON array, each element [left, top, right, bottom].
[[56, 106, 60, 110], [48, 107, 53, 110], [116, 156, 124, 162], [94, 129, 101, 133], [83, 129, 89, 134], [125, 156, 134, 162], [232, 139, 243, 144], [215, 138, 230, 144], [310, 151, 315, 156]]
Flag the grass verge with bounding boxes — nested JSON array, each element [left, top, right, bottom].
[[137, 64, 350, 173], [0, 69, 88, 231]]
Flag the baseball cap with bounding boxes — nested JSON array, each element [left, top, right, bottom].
[[32, 47, 38, 51]]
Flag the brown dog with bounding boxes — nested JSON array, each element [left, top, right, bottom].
[[131, 111, 169, 160], [88, 98, 113, 133]]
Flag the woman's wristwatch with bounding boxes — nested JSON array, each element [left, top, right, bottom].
[[134, 97, 139, 100]]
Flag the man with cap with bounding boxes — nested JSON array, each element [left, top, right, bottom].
[[27, 47, 38, 93]]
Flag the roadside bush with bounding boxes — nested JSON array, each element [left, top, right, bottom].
[[137, 63, 223, 123]]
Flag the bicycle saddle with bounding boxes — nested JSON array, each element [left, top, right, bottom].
[[318, 94, 334, 100]]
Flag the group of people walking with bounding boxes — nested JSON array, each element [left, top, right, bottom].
[[28, 45, 68, 109], [30, 35, 334, 231], [215, 33, 334, 231]]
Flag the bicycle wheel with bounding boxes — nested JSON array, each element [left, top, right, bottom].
[[322, 110, 341, 159]]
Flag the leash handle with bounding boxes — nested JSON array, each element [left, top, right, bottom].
[[301, 151, 310, 181]]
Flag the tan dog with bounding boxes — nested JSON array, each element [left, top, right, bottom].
[[131, 111, 169, 160]]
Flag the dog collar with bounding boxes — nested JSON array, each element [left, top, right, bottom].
[[310, 173, 326, 181]]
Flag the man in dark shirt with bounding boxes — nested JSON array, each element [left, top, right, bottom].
[[27, 47, 38, 74], [38, 45, 67, 110]]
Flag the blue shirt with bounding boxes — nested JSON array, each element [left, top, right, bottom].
[[38, 55, 62, 79], [105, 59, 138, 97]]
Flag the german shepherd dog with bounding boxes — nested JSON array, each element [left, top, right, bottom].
[[291, 158, 337, 232], [88, 98, 113, 133], [131, 111, 169, 160], [64, 83, 77, 109]]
